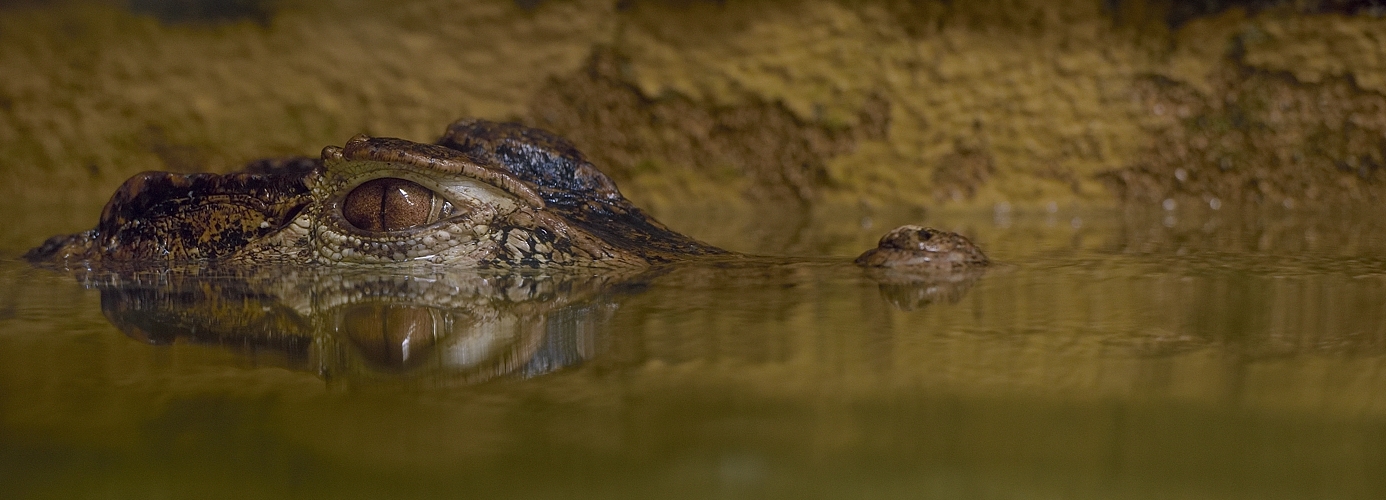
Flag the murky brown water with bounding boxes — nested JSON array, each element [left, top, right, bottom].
[[2, 201, 1385, 499]]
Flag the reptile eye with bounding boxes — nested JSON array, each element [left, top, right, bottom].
[[342, 178, 455, 232]]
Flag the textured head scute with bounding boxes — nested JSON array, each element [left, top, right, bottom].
[[438, 120, 622, 209]]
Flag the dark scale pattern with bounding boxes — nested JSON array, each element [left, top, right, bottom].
[[1105, 0, 1386, 28], [438, 120, 726, 262], [438, 120, 616, 205], [92, 170, 311, 261], [240, 156, 321, 176], [490, 227, 552, 268], [496, 142, 614, 212]]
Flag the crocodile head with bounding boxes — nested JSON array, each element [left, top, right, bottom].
[[26, 120, 725, 268]]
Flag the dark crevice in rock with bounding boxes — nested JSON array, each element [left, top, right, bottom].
[[1113, 0, 1386, 29], [127, 0, 275, 26]]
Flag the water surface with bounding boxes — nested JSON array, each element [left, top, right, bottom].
[[1, 202, 1384, 499]]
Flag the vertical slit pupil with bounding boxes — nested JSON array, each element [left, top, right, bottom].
[[343, 178, 436, 231]]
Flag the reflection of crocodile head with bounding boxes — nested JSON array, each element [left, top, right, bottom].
[[88, 266, 631, 383], [25, 120, 988, 273]]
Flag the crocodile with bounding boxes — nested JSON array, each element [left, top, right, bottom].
[[24, 119, 988, 272]]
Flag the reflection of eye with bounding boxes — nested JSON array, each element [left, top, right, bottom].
[[342, 303, 440, 369], [342, 178, 456, 232]]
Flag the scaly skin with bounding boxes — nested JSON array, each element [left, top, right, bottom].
[[25, 120, 986, 271]]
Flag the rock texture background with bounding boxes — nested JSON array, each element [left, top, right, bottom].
[[2, 0, 1384, 215]]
